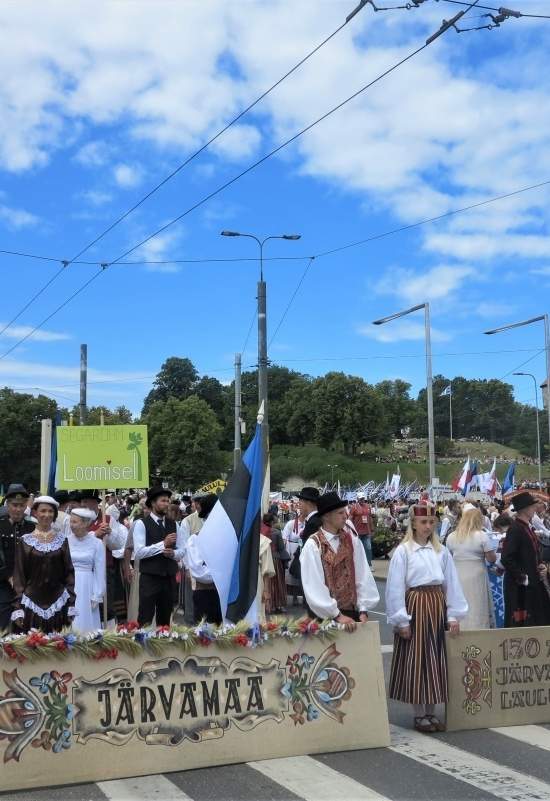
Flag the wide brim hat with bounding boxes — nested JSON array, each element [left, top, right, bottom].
[[4, 483, 30, 501], [512, 492, 538, 512], [317, 492, 348, 516], [54, 490, 70, 505], [297, 486, 320, 503], [33, 495, 60, 509], [145, 486, 172, 507]]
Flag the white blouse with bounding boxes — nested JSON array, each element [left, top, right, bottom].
[[385, 541, 468, 628], [300, 528, 379, 619]]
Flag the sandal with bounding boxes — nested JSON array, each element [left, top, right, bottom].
[[427, 715, 445, 731], [414, 716, 435, 733]]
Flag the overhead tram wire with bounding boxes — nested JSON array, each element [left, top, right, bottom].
[[268, 257, 315, 347], [0, 0, 482, 359], [435, 0, 550, 20], [0, 5, 366, 344], [108, 1, 485, 267], [62, 3, 369, 267]]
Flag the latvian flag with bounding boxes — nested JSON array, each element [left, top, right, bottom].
[[196, 418, 263, 624]]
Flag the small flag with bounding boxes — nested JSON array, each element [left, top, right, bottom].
[[197, 414, 263, 623], [440, 385, 452, 397], [502, 463, 516, 495], [453, 457, 470, 493]]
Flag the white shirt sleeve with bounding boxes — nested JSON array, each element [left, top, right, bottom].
[[441, 547, 469, 622], [352, 535, 379, 612], [173, 522, 186, 563], [92, 539, 106, 603], [185, 534, 213, 582], [300, 537, 339, 619], [133, 519, 164, 560], [105, 520, 127, 553], [385, 545, 411, 628], [439, 518, 450, 542]]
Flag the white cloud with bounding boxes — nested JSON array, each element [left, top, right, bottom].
[[358, 319, 451, 343], [80, 189, 112, 206], [0, 203, 39, 229], [475, 301, 516, 319], [0, 0, 548, 268], [375, 264, 475, 304], [113, 163, 142, 188], [132, 229, 183, 272], [0, 324, 69, 342], [74, 139, 111, 167]]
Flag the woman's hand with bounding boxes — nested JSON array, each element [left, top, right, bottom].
[[448, 620, 460, 637], [397, 625, 411, 640], [335, 613, 357, 632], [359, 612, 369, 623]]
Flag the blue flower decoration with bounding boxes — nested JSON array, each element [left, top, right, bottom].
[[134, 631, 146, 644], [63, 634, 77, 648], [317, 691, 333, 704], [316, 669, 328, 681], [281, 681, 293, 699], [30, 672, 51, 694], [307, 704, 320, 721], [300, 654, 315, 667], [65, 703, 77, 721], [52, 729, 71, 753]]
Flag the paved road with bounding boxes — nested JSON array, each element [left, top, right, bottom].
[[5, 580, 550, 801]]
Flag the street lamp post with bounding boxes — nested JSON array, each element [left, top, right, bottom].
[[328, 463, 339, 486], [221, 230, 301, 507], [513, 371, 543, 486], [373, 302, 436, 485], [485, 315, 550, 466]]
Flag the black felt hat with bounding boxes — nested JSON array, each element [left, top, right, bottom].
[[512, 492, 538, 512], [80, 489, 101, 502], [317, 492, 348, 516], [145, 486, 172, 508], [54, 490, 70, 505], [297, 486, 320, 503]]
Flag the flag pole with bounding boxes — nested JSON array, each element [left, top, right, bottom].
[[100, 409, 108, 629], [449, 382, 453, 441]]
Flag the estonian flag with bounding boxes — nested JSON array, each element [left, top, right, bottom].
[[502, 462, 516, 495], [196, 414, 263, 624]]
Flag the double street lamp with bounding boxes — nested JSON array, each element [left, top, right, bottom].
[[373, 302, 436, 485], [513, 371, 543, 486], [221, 230, 301, 508]]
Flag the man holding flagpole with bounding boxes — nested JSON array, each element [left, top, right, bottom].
[[196, 405, 264, 624]]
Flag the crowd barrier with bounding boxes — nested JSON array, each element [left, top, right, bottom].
[[0, 620, 389, 792]]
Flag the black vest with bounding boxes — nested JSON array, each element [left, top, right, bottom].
[[0, 517, 35, 582], [139, 516, 178, 577]]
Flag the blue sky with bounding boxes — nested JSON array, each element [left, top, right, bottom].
[[1, 0, 549, 416]]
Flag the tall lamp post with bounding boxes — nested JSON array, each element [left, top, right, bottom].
[[221, 230, 301, 507], [513, 371, 543, 486], [372, 302, 436, 485], [328, 463, 339, 487], [484, 315, 550, 465]]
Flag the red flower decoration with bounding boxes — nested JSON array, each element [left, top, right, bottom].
[[3, 643, 18, 660], [266, 622, 278, 631], [26, 631, 48, 648], [198, 636, 212, 646], [50, 670, 72, 694], [233, 633, 249, 647]]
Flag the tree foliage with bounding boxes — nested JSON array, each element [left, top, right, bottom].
[[0, 389, 58, 489]]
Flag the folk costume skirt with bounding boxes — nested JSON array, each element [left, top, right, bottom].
[[389, 584, 448, 705]]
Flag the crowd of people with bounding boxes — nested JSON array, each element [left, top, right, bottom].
[[1, 478, 550, 734]]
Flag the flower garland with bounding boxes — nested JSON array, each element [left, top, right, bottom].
[[0, 617, 345, 664]]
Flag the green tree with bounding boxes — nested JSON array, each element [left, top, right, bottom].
[[312, 372, 386, 454], [374, 380, 416, 438], [0, 389, 59, 490], [142, 357, 198, 415], [144, 396, 222, 488], [78, 405, 133, 425]]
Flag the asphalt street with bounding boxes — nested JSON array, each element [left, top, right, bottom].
[[4, 578, 550, 801]]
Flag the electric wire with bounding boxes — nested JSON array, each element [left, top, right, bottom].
[[268, 257, 315, 347], [436, 0, 550, 19]]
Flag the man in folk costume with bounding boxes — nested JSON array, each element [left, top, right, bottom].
[[501, 491, 550, 627], [298, 486, 321, 544], [300, 492, 379, 630], [134, 486, 185, 626], [0, 484, 35, 631]]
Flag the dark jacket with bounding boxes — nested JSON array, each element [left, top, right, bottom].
[[501, 518, 550, 627]]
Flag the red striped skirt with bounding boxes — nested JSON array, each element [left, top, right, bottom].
[[388, 585, 448, 705]]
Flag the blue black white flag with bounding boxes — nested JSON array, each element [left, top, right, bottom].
[[440, 385, 452, 397], [197, 415, 263, 624], [502, 462, 516, 495]]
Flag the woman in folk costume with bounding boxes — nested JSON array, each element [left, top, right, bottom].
[[68, 508, 106, 632], [262, 513, 289, 614], [281, 507, 304, 605], [300, 492, 379, 630], [446, 503, 496, 630], [11, 496, 77, 633], [386, 503, 467, 733], [257, 532, 275, 624], [501, 492, 550, 627]]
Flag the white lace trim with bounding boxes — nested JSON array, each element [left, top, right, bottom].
[[19, 589, 71, 620], [22, 531, 66, 552], [11, 609, 24, 621]]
